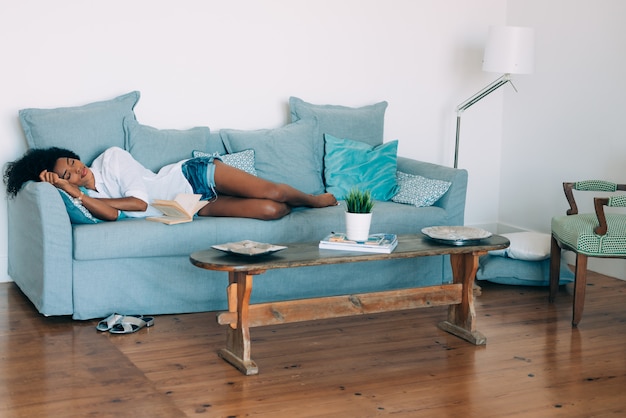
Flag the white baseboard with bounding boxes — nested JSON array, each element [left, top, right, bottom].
[[0, 256, 12, 283]]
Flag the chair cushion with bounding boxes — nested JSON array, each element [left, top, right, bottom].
[[552, 213, 626, 256]]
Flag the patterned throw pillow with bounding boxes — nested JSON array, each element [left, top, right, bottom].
[[192, 149, 257, 176], [391, 171, 451, 207]]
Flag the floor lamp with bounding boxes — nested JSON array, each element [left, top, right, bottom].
[[454, 26, 534, 168]]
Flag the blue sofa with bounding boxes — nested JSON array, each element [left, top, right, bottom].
[[7, 92, 467, 320]]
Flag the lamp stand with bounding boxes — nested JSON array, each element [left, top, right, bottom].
[[454, 74, 517, 168]]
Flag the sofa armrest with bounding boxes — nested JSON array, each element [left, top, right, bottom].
[[396, 156, 468, 225], [7, 181, 74, 316]]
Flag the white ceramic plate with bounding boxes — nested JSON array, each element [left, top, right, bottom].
[[212, 240, 287, 256], [421, 226, 492, 245]]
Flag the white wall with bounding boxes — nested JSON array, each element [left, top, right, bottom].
[[0, 0, 507, 282], [500, 0, 626, 279]]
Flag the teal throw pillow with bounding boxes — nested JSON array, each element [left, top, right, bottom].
[[220, 119, 324, 195], [124, 118, 224, 172], [289, 96, 388, 148], [324, 134, 399, 201], [57, 187, 103, 224], [19, 91, 140, 165], [391, 171, 451, 207], [192, 149, 257, 176]]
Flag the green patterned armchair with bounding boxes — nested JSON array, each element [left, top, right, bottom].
[[549, 180, 626, 326]]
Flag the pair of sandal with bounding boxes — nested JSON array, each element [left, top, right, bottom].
[[96, 313, 155, 334]]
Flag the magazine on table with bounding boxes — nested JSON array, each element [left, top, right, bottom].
[[319, 233, 398, 253]]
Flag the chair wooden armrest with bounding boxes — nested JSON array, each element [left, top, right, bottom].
[[563, 180, 626, 235], [563, 182, 578, 215], [594, 197, 610, 235]]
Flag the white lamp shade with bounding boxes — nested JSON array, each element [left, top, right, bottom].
[[482, 26, 534, 74]]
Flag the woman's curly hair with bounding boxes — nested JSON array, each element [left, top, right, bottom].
[[4, 147, 80, 197]]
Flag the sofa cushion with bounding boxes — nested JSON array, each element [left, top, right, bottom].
[[19, 91, 140, 165], [124, 118, 224, 172], [220, 119, 324, 195], [324, 134, 399, 200], [289, 96, 388, 148], [392, 171, 451, 207], [193, 149, 257, 176], [72, 200, 451, 261]]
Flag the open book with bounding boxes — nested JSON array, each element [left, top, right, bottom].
[[146, 194, 208, 225]]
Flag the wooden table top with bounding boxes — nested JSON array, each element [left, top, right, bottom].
[[189, 234, 510, 273]]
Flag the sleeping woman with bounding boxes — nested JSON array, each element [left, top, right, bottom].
[[3, 146, 337, 221]]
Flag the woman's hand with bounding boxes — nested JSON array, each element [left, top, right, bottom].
[[39, 169, 81, 197]]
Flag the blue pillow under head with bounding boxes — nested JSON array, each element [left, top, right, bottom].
[[57, 187, 103, 224], [324, 134, 399, 201]]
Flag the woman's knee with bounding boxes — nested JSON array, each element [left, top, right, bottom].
[[260, 201, 290, 220], [263, 183, 291, 203]]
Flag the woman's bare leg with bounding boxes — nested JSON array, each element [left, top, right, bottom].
[[198, 195, 291, 220], [197, 161, 337, 220], [211, 160, 337, 208]]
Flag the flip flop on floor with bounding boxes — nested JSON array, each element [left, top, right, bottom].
[[109, 315, 155, 334], [96, 313, 124, 332]]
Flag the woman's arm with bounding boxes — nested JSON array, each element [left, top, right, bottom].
[[79, 194, 147, 221], [39, 169, 147, 221]]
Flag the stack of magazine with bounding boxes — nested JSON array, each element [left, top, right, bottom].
[[319, 233, 398, 254]]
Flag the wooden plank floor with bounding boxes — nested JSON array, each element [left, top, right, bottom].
[[1, 271, 625, 417]]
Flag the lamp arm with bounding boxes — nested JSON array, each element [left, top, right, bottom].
[[454, 73, 516, 168], [456, 73, 514, 115]]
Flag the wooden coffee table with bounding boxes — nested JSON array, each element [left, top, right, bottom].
[[190, 234, 509, 375]]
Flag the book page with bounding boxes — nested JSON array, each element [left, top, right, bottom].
[[172, 193, 202, 215]]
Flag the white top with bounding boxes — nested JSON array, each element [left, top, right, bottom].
[[88, 147, 192, 218]]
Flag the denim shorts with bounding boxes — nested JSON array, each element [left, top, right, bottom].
[[181, 155, 222, 201]]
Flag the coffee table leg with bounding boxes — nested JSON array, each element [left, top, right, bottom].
[[438, 252, 487, 345], [217, 271, 259, 375]]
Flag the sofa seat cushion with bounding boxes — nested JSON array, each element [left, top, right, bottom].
[[72, 201, 449, 261]]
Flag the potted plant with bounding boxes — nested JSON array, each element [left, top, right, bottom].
[[344, 188, 374, 241]]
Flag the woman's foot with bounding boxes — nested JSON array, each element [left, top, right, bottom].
[[311, 193, 338, 208]]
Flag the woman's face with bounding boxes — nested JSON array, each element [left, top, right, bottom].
[[53, 157, 93, 188]]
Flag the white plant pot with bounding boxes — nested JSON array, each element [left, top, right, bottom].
[[345, 212, 372, 242]]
